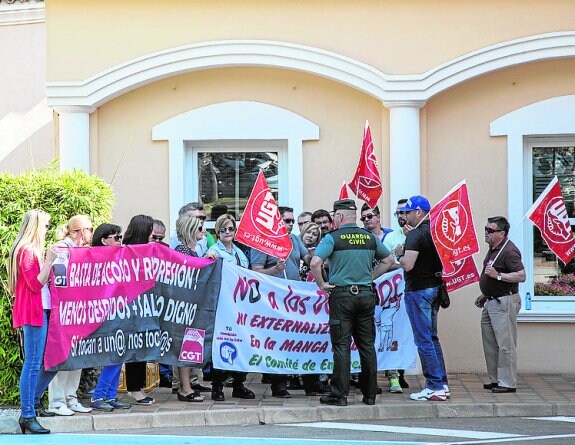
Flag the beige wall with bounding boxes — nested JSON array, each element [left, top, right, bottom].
[[426, 57, 575, 372], [95, 67, 386, 229], [47, 0, 575, 80], [0, 21, 53, 172]]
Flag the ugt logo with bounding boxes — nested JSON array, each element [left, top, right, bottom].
[[179, 328, 205, 363], [434, 200, 469, 249], [544, 196, 572, 244], [250, 189, 285, 238]]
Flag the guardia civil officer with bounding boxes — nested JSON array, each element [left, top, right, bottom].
[[310, 199, 395, 406]]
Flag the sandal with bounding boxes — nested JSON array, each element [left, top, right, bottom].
[[177, 391, 205, 402], [135, 396, 155, 405]]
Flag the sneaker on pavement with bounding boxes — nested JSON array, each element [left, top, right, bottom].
[[106, 398, 131, 409], [90, 398, 114, 412], [409, 388, 446, 401], [443, 384, 451, 399], [48, 404, 75, 416], [68, 402, 93, 413], [389, 377, 403, 393]]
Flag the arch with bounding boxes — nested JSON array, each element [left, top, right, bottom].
[[47, 32, 575, 108]]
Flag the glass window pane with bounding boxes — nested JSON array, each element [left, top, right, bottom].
[[532, 146, 575, 296], [198, 151, 278, 220]]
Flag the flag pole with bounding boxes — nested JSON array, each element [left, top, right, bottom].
[[490, 211, 531, 266]]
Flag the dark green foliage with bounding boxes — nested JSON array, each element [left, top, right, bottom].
[[0, 166, 114, 405]]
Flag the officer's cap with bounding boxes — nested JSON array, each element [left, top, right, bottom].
[[332, 199, 357, 212]]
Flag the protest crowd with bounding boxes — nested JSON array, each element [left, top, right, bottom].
[[26, 125, 575, 434]]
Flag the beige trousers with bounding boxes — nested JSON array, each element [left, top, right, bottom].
[[481, 293, 521, 388]]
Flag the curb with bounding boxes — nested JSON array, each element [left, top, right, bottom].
[[3, 402, 575, 434]]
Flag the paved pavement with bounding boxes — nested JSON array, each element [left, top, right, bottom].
[[2, 372, 575, 434]]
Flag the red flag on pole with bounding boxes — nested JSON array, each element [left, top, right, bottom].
[[526, 175, 575, 265], [235, 171, 293, 260], [348, 121, 382, 208], [338, 182, 349, 200], [442, 256, 480, 293], [429, 180, 480, 274]]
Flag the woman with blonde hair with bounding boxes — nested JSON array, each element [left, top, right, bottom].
[[47, 215, 94, 416], [8, 209, 57, 434]]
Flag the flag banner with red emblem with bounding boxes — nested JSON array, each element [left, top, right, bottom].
[[338, 182, 349, 200], [526, 176, 575, 265], [442, 256, 480, 293], [235, 171, 292, 260], [430, 180, 480, 272], [348, 121, 383, 208]]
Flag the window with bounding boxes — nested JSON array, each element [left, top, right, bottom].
[[530, 141, 575, 300], [197, 151, 279, 220], [185, 140, 287, 227]]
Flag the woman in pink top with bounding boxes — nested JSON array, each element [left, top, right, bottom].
[[8, 210, 57, 434]]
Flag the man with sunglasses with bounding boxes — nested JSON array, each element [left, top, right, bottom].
[[311, 199, 395, 406], [360, 204, 393, 244], [250, 206, 311, 398], [395, 195, 449, 402], [475, 216, 525, 394]]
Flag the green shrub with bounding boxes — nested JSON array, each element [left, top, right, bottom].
[[0, 165, 114, 405]]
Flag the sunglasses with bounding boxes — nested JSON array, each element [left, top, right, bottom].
[[484, 227, 504, 234], [360, 213, 379, 222], [197, 215, 206, 221], [219, 227, 236, 234], [151, 235, 165, 242], [394, 211, 407, 216], [107, 234, 123, 242], [283, 218, 295, 224]]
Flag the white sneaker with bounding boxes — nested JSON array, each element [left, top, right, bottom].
[[67, 401, 92, 413], [48, 403, 75, 416], [409, 387, 447, 401], [443, 384, 451, 399]]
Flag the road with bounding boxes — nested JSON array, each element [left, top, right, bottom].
[[4, 416, 575, 445]]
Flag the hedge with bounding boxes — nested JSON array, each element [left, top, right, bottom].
[[0, 165, 114, 405]]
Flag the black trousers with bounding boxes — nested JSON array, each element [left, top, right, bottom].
[[125, 361, 147, 392], [211, 369, 247, 390], [328, 288, 377, 399]]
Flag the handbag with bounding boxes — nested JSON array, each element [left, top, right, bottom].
[[437, 280, 451, 309]]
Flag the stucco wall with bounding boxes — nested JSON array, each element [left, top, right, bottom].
[[47, 0, 575, 80], [425, 57, 575, 372], [0, 21, 53, 172]]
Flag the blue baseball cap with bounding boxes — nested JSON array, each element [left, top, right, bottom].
[[399, 195, 431, 212]]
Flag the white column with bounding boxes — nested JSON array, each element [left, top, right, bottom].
[[55, 106, 94, 172], [383, 100, 426, 218]]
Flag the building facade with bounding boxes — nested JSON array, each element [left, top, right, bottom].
[[45, 1, 575, 372]]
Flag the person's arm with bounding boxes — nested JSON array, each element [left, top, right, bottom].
[[399, 250, 419, 272], [483, 266, 526, 283], [19, 248, 46, 293], [37, 248, 56, 285], [252, 259, 286, 276], [310, 255, 334, 293], [372, 254, 396, 280], [475, 294, 488, 308]]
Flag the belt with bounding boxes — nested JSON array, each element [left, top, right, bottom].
[[333, 284, 373, 295], [486, 290, 516, 302]]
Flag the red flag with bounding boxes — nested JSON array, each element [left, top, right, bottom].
[[235, 171, 292, 260], [429, 180, 479, 273], [526, 176, 575, 265], [348, 121, 382, 208], [442, 256, 480, 293], [338, 182, 349, 200]]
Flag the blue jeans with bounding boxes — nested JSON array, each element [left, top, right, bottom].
[[20, 311, 58, 418], [405, 287, 447, 391], [92, 364, 123, 400]]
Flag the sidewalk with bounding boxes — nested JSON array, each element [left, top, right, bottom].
[[3, 372, 575, 434]]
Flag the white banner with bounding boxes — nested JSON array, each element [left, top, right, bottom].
[[212, 263, 417, 374]]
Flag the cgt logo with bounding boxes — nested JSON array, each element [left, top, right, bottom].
[[52, 250, 70, 287], [179, 328, 205, 363]]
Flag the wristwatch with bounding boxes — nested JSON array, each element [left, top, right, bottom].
[[497, 273, 502, 281]]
